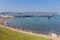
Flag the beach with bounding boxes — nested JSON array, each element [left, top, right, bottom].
[[0, 17, 60, 40]]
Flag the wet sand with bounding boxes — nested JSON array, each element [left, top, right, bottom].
[[0, 17, 60, 40]]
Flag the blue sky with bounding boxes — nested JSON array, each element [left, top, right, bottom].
[[0, 0, 60, 12]]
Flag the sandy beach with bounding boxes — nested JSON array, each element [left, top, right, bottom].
[[0, 17, 60, 40]]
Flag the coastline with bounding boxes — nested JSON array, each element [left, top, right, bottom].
[[0, 17, 60, 40]]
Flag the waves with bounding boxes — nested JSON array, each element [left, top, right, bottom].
[[4, 20, 7, 26]]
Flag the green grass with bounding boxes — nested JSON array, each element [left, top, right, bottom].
[[0, 27, 51, 40]]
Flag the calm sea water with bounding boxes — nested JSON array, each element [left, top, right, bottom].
[[5, 16, 60, 35]]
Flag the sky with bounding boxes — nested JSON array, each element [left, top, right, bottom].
[[0, 0, 60, 12]]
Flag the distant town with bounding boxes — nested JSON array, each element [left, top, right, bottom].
[[0, 12, 59, 18]]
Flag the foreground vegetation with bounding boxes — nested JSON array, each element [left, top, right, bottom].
[[0, 27, 51, 40]]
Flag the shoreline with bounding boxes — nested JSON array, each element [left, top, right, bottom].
[[0, 25, 51, 38], [0, 17, 60, 40]]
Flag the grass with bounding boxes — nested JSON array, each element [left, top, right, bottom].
[[0, 27, 51, 40]]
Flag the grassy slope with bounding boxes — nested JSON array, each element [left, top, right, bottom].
[[0, 27, 51, 40]]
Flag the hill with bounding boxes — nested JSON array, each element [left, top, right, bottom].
[[0, 27, 51, 40]]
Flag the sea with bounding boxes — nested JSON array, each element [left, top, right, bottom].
[[1, 13, 60, 35], [5, 16, 60, 35]]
